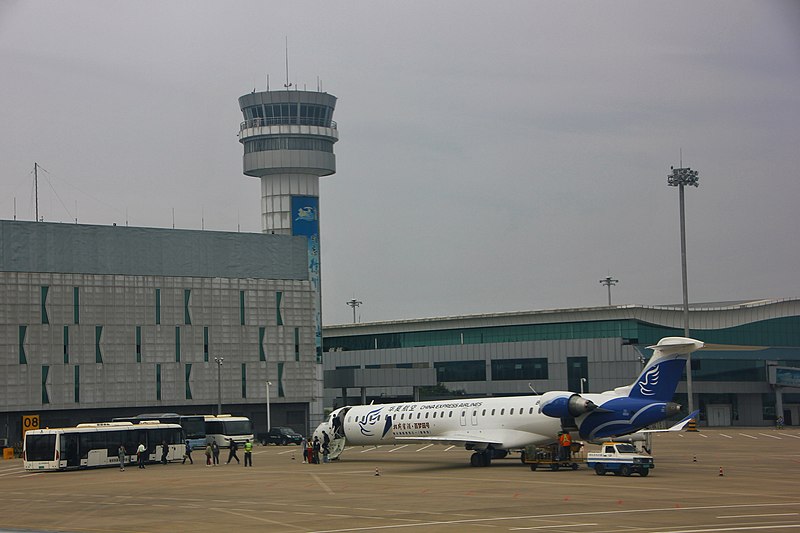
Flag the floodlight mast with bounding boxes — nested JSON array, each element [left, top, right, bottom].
[[346, 299, 362, 324], [599, 276, 619, 306], [668, 165, 699, 417]]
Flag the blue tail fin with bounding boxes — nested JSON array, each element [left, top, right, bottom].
[[628, 337, 704, 402]]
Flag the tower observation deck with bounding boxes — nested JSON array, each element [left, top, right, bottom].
[[238, 90, 338, 235]]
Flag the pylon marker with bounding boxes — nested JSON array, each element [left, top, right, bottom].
[[374, 467, 380, 476], [719, 466, 724, 477]]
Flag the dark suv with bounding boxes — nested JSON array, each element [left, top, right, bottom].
[[259, 427, 303, 446]]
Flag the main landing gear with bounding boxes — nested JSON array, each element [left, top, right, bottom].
[[470, 450, 493, 467]]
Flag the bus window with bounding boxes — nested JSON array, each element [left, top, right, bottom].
[[25, 434, 56, 461]]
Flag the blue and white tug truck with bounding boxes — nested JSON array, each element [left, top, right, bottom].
[[586, 441, 654, 477]]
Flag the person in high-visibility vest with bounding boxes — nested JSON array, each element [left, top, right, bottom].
[[244, 439, 253, 467], [558, 432, 572, 460]]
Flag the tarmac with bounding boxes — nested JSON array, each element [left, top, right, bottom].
[[0, 428, 798, 533]]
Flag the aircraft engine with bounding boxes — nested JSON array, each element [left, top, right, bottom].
[[665, 402, 681, 417], [539, 392, 598, 419]]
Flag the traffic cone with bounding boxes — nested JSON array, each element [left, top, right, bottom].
[[374, 467, 380, 476], [719, 466, 724, 476], [693, 455, 697, 462]]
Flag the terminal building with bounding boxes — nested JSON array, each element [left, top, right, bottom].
[[322, 299, 800, 427], [0, 220, 317, 441]]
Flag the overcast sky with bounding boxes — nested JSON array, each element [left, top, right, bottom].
[[1, 1, 798, 325]]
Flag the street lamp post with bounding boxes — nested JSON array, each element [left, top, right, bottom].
[[214, 356, 224, 415], [580, 377, 587, 395], [265, 381, 272, 432], [668, 165, 699, 416]]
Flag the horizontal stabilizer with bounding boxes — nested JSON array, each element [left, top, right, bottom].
[[639, 410, 700, 433], [645, 337, 705, 355]]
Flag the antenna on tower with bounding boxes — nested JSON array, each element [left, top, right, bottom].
[[284, 37, 292, 89]]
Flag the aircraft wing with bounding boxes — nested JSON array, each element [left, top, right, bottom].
[[395, 429, 552, 449], [639, 410, 700, 433], [395, 434, 502, 447]]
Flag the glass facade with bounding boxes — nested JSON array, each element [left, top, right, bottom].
[[491, 358, 548, 381], [244, 137, 334, 154], [243, 103, 332, 127], [324, 317, 800, 353], [434, 361, 486, 382]]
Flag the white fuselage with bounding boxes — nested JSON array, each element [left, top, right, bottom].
[[334, 395, 570, 450]]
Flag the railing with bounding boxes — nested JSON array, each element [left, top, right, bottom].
[[239, 117, 337, 131]]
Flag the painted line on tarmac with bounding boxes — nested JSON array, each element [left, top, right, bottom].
[[738, 433, 758, 439], [305, 501, 800, 533], [659, 525, 800, 532], [0, 469, 26, 477], [757, 433, 781, 439], [719, 434, 733, 439], [717, 513, 799, 519], [416, 444, 433, 452], [310, 472, 335, 495], [779, 432, 800, 439], [388, 445, 409, 453], [209, 506, 305, 530], [510, 523, 598, 530], [444, 445, 455, 451], [359, 446, 382, 453]]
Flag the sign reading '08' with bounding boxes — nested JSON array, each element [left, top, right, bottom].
[[22, 415, 40, 437]]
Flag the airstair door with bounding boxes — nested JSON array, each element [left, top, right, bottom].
[[459, 410, 467, 426], [471, 409, 479, 426]]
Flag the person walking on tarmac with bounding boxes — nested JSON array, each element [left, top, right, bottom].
[[558, 431, 572, 461], [118, 444, 127, 471], [227, 438, 240, 464], [136, 442, 147, 469], [312, 436, 321, 464], [182, 440, 193, 464], [211, 439, 220, 465], [205, 442, 212, 466], [305, 438, 314, 464], [243, 439, 253, 467], [160, 441, 169, 464]]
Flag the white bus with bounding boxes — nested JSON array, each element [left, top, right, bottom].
[[23, 421, 183, 471], [204, 415, 254, 448]]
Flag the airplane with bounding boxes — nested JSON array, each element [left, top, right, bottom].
[[313, 336, 704, 467]]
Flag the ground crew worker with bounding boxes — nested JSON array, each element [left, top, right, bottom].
[[244, 439, 253, 467], [559, 431, 572, 460]]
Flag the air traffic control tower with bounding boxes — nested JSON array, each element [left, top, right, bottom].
[[237, 89, 338, 426]]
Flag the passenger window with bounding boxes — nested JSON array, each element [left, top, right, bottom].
[[529, 408, 534, 414], [416, 413, 421, 419], [501, 409, 505, 415], [482, 409, 486, 416], [449, 411, 453, 418], [425, 412, 429, 418], [432, 412, 437, 418], [491, 409, 495, 416], [510, 408, 514, 415]]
